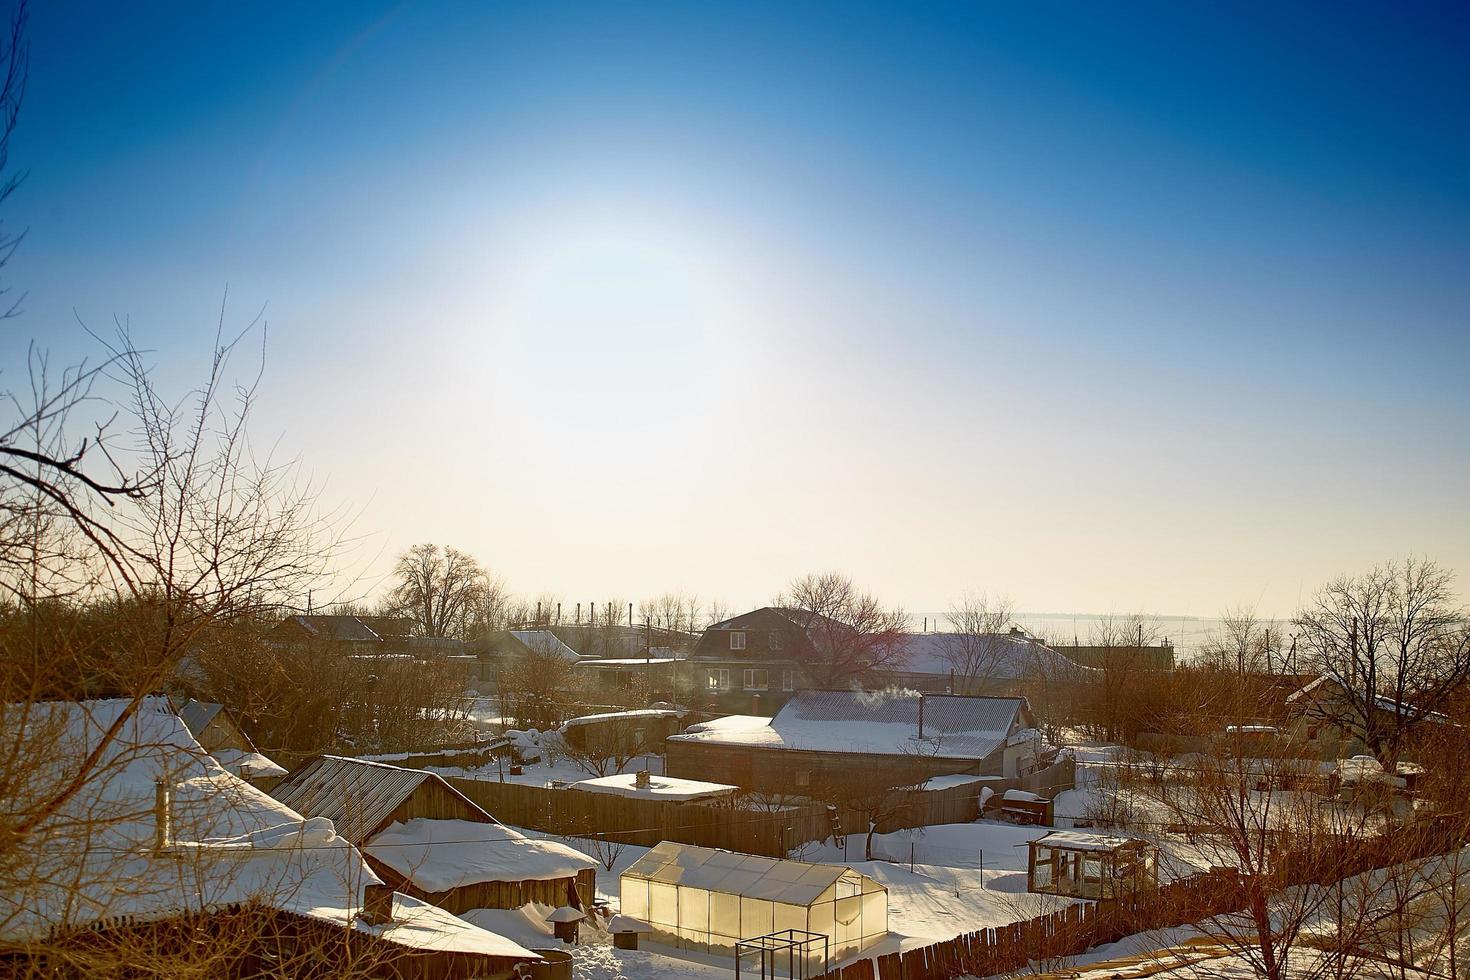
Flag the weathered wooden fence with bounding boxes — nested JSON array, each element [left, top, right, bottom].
[[448, 777, 833, 857], [810, 869, 1246, 980]]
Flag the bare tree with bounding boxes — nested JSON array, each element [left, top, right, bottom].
[[939, 591, 1016, 694], [384, 543, 491, 639], [778, 572, 909, 688], [1294, 557, 1470, 769], [1201, 605, 1280, 676]]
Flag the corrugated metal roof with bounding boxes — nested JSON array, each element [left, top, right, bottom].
[[175, 699, 224, 738], [270, 756, 442, 844]]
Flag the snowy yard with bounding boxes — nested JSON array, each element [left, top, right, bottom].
[[516, 820, 1091, 979]]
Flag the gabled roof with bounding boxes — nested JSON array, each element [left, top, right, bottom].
[[1287, 675, 1450, 723], [270, 756, 493, 844], [893, 632, 1086, 679], [669, 690, 1027, 760], [621, 841, 882, 906], [175, 698, 225, 736], [365, 818, 596, 891], [706, 606, 848, 634], [282, 615, 384, 643], [507, 629, 581, 660]]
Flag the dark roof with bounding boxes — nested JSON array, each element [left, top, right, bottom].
[[282, 615, 384, 643], [706, 606, 848, 633], [174, 698, 224, 737], [270, 756, 493, 843]]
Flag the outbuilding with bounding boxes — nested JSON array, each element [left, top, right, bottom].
[[272, 756, 597, 914], [1027, 830, 1158, 901], [619, 841, 887, 960]]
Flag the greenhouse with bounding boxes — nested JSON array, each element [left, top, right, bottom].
[[619, 842, 888, 960]]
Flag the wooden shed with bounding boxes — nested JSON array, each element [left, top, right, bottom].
[[173, 698, 287, 781], [1027, 830, 1158, 901], [271, 756, 596, 914]]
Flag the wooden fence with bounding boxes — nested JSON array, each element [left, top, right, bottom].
[[448, 767, 1076, 859], [448, 777, 833, 857], [810, 869, 1246, 980], [811, 817, 1470, 980]]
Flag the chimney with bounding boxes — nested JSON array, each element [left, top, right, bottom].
[[635, 769, 652, 789], [153, 780, 172, 853], [360, 884, 395, 925]]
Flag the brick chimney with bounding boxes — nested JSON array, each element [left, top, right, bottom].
[[634, 769, 652, 789]]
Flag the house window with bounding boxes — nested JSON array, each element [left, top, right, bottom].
[[730, 631, 747, 651], [743, 669, 769, 691], [707, 668, 730, 692], [781, 670, 795, 692], [769, 633, 782, 650]]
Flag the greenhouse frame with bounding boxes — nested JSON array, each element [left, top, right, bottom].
[[620, 842, 888, 960]]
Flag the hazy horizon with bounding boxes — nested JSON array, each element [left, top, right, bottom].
[[9, 2, 1468, 617]]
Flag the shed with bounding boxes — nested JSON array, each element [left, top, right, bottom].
[[1027, 830, 1158, 901], [620, 841, 887, 959], [172, 698, 287, 780], [272, 756, 596, 913]]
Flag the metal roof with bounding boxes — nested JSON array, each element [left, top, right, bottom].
[[175, 699, 224, 738], [269, 756, 485, 844]]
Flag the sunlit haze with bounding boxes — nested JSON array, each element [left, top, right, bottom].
[[10, 2, 1469, 618]]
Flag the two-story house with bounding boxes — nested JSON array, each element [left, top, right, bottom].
[[692, 607, 818, 714]]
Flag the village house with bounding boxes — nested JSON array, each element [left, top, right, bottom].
[[881, 628, 1089, 695], [690, 607, 815, 714], [665, 689, 1042, 794], [1285, 674, 1449, 762], [270, 755, 598, 915], [271, 614, 467, 658], [2, 698, 539, 979]]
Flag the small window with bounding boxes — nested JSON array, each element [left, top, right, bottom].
[[769, 633, 782, 650], [795, 769, 810, 788], [781, 669, 795, 692], [707, 668, 730, 691], [730, 631, 746, 651], [743, 668, 768, 691]]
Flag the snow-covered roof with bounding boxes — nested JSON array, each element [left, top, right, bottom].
[[621, 841, 883, 906], [1033, 830, 1151, 853], [508, 630, 581, 660], [212, 747, 288, 779], [568, 772, 740, 802], [560, 708, 682, 729], [1287, 675, 1449, 722], [668, 690, 1025, 761], [893, 632, 1086, 678], [0, 698, 536, 961], [575, 657, 678, 667], [917, 773, 989, 791], [365, 818, 595, 891]]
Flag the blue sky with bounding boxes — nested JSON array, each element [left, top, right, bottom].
[[7, 2, 1469, 617]]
